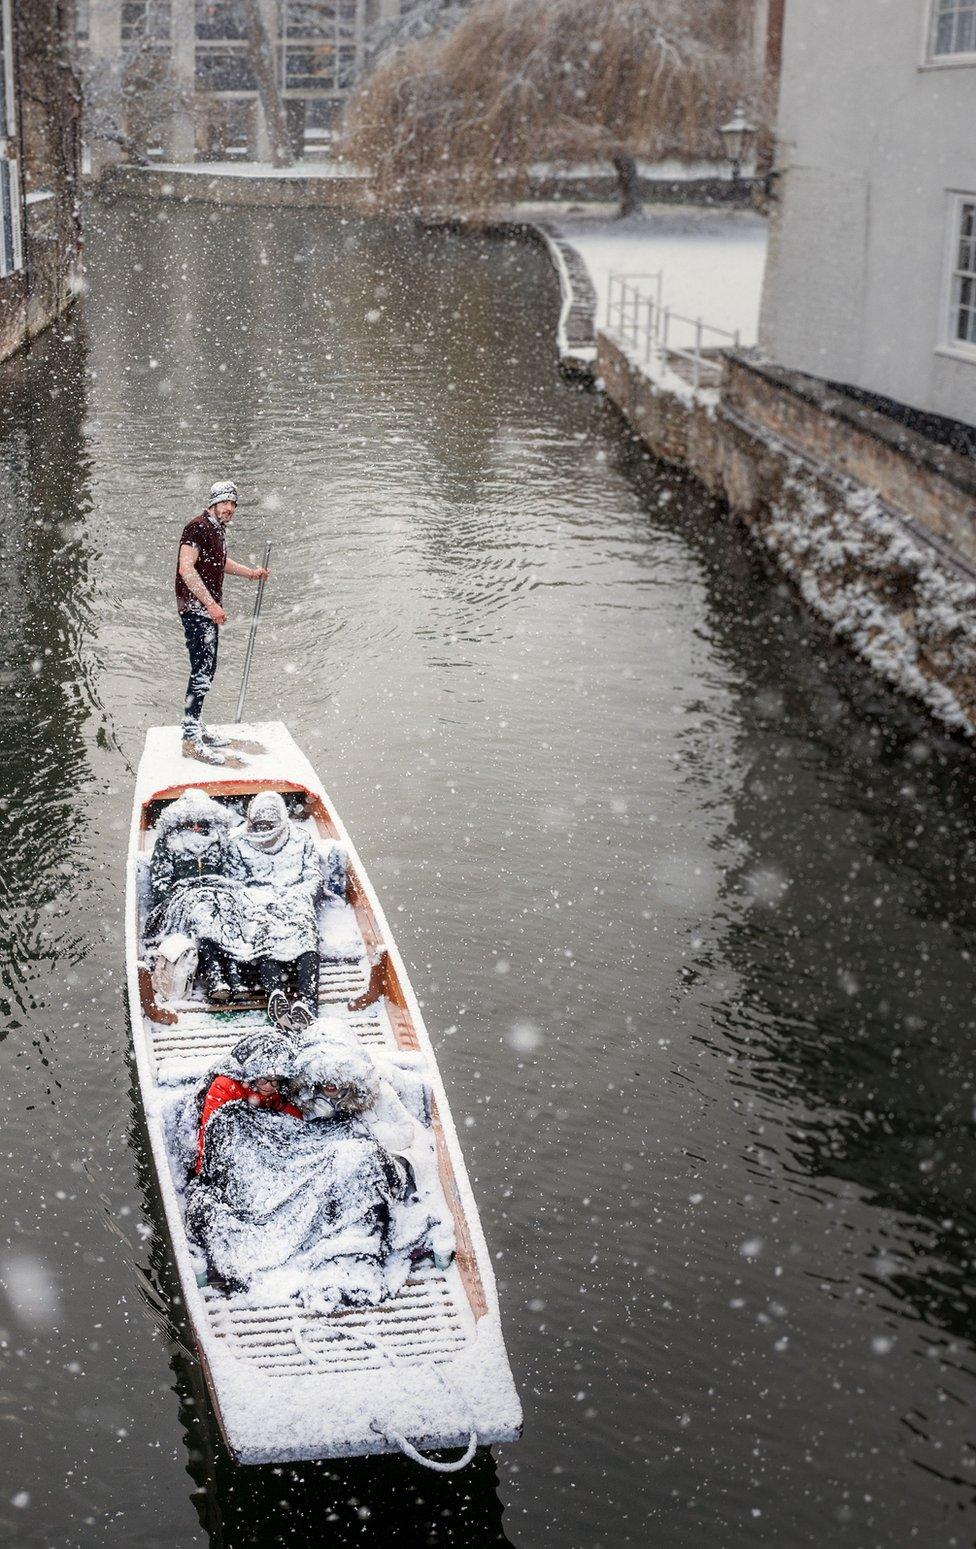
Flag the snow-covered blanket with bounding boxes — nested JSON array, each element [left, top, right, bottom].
[[145, 874, 317, 964], [185, 1104, 435, 1310]]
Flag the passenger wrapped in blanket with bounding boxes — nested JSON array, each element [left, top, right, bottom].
[[184, 1021, 446, 1309]]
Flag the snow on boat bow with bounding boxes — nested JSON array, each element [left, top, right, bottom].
[[125, 722, 522, 1466]]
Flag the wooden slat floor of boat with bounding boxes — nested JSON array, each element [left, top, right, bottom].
[[318, 958, 369, 1003], [201, 1265, 472, 1375], [148, 988, 393, 1081], [150, 1003, 388, 1059], [154, 957, 369, 1018]]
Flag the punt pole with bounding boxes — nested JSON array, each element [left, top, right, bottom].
[[234, 539, 272, 724]]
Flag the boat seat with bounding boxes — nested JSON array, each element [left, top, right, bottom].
[[316, 899, 364, 963]]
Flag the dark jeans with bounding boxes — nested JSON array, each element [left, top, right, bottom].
[[197, 946, 318, 1015], [181, 610, 218, 742], [258, 952, 319, 1014], [198, 940, 232, 996]]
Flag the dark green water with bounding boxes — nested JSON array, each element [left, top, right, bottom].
[[2, 198, 976, 1548]]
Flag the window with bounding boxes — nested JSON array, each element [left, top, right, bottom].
[[195, 49, 257, 90], [121, 0, 171, 45], [283, 2, 338, 40], [195, 0, 252, 92], [948, 198, 976, 352], [280, 1, 361, 95], [0, 0, 22, 278], [931, 0, 976, 57], [196, 0, 248, 41], [283, 44, 336, 90], [193, 0, 364, 97]]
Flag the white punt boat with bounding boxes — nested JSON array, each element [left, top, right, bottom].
[[125, 722, 522, 1467]]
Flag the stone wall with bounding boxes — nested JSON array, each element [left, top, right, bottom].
[[97, 162, 762, 219], [523, 171, 758, 209], [99, 164, 372, 211], [0, 271, 29, 362], [0, 0, 83, 363], [598, 331, 976, 739], [723, 358, 976, 567]]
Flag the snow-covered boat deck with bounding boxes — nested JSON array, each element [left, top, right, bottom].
[[126, 723, 522, 1465]]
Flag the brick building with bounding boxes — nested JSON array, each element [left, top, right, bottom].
[[0, 0, 83, 363]]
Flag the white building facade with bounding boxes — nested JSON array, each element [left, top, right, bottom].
[[759, 0, 975, 431]]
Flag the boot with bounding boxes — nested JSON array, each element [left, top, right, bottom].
[[289, 1000, 315, 1033], [225, 958, 246, 1000], [182, 738, 226, 767], [267, 988, 293, 1030], [201, 726, 230, 748], [200, 948, 230, 1003]]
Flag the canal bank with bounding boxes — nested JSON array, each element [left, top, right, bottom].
[[542, 224, 976, 742], [596, 333, 976, 740]]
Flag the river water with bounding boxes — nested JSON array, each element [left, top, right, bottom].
[[2, 199, 976, 1548]]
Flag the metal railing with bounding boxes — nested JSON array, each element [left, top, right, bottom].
[[606, 272, 741, 393], [606, 271, 663, 357]]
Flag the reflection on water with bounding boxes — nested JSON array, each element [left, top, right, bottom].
[[0, 333, 98, 1023], [1, 198, 976, 1547]]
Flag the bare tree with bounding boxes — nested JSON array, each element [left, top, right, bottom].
[[343, 0, 760, 216], [81, 39, 189, 165], [240, 0, 294, 166], [365, 0, 475, 69]]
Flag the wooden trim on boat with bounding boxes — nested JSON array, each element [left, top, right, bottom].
[[431, 1102, 490, 1321], [145, 777, 315, 809], [196, 1340, 236, 1460], [139, 963, 177, 1025]]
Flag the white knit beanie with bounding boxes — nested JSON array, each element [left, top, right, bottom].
[[209, 479, 238, 506]]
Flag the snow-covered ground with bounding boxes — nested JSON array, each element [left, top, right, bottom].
[[144, 160, 366, 180], [527, 157, 752, 182], [555, 206, 769, 347]]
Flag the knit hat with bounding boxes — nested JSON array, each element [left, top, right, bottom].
[[154, 788, 233, 840], [230, 1031, 297, 1085], [293, 1031, 379, 1116], [209, 479, 238, 507]]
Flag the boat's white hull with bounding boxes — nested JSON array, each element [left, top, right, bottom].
[[125, 722, 522, 1464]]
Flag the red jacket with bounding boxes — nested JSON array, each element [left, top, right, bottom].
[[195, 1075, 302, 1173]]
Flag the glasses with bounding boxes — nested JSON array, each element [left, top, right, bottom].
[[250, 818, 278, 831]]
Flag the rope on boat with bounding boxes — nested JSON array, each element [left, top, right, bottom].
[[290, 1316, 478, 1472], [372, 1420, 477, 1473]]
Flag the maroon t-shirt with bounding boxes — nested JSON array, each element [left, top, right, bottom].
[[175, 513, 227, 615]]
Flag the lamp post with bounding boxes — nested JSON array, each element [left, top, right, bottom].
[[719, 104, 758, 183]]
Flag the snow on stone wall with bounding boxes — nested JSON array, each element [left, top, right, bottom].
[[761, 476, 976, 737], [598, 329, 976, 741]]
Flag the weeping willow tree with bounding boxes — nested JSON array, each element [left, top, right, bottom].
[[343, 0, 761, 215]]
